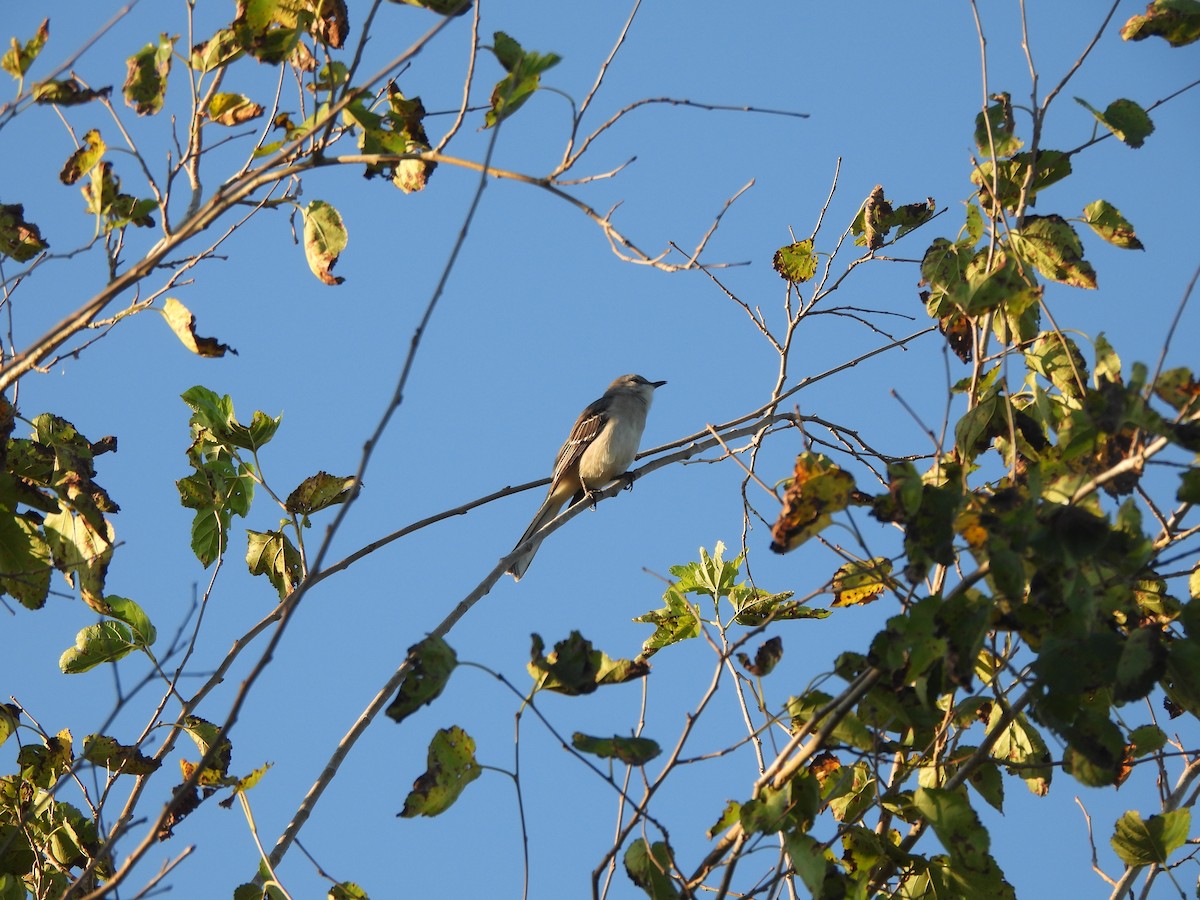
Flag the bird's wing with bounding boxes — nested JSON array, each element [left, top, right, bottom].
[[549, 399, 608, 492]]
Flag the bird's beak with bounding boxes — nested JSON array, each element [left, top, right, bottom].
[[651, 380, 667, 388]]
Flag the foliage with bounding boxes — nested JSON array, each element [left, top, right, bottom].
[[0, 2, 1197, 899]]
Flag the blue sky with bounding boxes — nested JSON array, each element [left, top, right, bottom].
[[2, 1, 1199, 897]]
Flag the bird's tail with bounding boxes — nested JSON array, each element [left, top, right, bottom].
[[507, 497, 562, 581]]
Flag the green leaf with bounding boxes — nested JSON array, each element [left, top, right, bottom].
[[634, 587, 701, 658], [1010, 215, 1097, 289], [1075, 97, 1155, 148], [58, 129, 107, 186], [485, 32, 561, 128], [1114, 628, 1167, 702], [528, 631, 650, 695], [329, 883, 370, 900], [2, 18, 49, 80], [82, 734, 161, 775], [285, 471, 357, 515], [0, 512, 51, 609], [986, 706, 1051, 796], [80, 162, 156, 231], [0, 202, 49, 261], [773, 239, 818, 283], [1152, 367, 1199, 412], [0, 704, 19, 749], [729, 585, 818, 625], [181, 715, 230, 766], [706, 800, 740, 839], [1178, 469, 1200, 504], [787, 691, 875, 752], [205, 92, 264, 126], [850, 186, 936, 248], [391, 0, 473, 15], [42, 507, 114, 611], [741, 772, 820, 834], [231, 0, 310, 63], [623, 839, 679, 899], [181, 385, 279, 451], [1083, 200, 1144, 250], [104, 594, 157, 647], [124, 34, 175, 115], [962, 753, 1005, 813], [189, 28, 244, 72], [1121, 0, 1200, 46], [399, 726, 481, 817], [971, 150, 1071, 214], [385, 636, 458, 724], [783, 832, 835, 898], [913, 787, 1011, 887], [246, 529, 303, 599], [974, 92, 1023, 158], [302, 200, 348, 285], [32, 78, 112, 105], [1110, 809, 1190, 866], [59, 622, 136, 674], [1129, 724, 1168, 757], [572, 733, 661, 766]]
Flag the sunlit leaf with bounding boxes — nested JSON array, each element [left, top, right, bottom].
[[769, 452, 856, 553], [773, 239, 817, 283], [285, 471, 357, 515], [124, 34, 175, 115], [0, 513, 51, 609], [1083, 200, 1144, 250], [1010, 215, 1097, 289], [634, 587, 701, 658], [1110, 809, 1190, 865], [831, 557, 894, 607], [246, 529, 303, 599], [1121, 0, 1200, 45], [58, 129, 106, 186], [971, 150, 1071, 214], [206, 92, 265, 126], [1075, 96, 1155, 148], [914, 787, 1012, 891], [329, 883, 369, 900], [2, 18, 49, 80], [161, 298, 237, 357], [59, 622, 136, 674], [399, 726, 481, 817], [485, 31, 561, 128], [987, 705, 1052, 796], [105, 594, 157, 647], [302, 200, 348, 285], [190, 28, 243, 72]]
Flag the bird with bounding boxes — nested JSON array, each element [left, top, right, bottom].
[[507, 374, 666, 581]]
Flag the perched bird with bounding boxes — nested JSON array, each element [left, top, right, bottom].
[[507, 374, 667, 581]]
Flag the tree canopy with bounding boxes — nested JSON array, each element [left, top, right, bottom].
[[1, 1, 1199, 898]]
